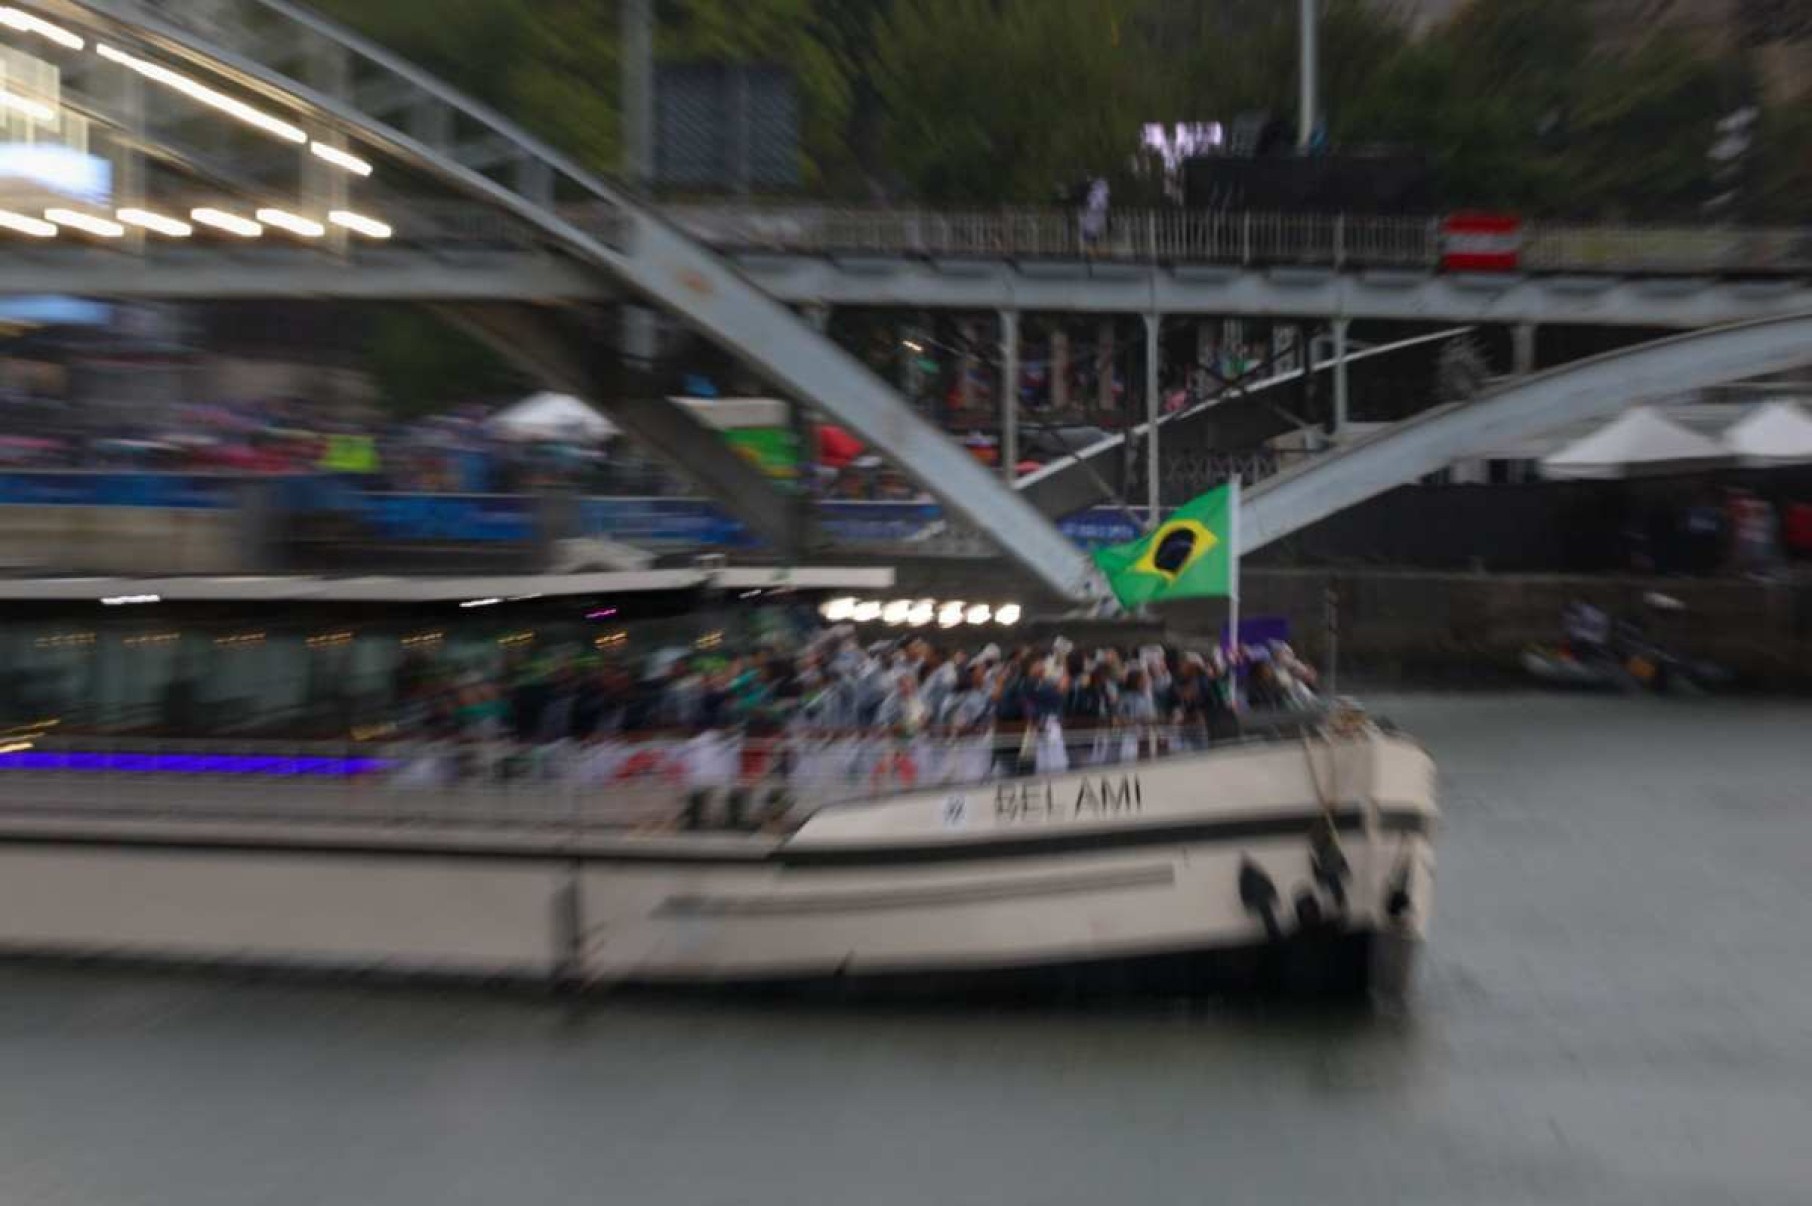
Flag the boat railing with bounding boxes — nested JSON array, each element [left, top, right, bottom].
[[0, 714, 1329, 833]]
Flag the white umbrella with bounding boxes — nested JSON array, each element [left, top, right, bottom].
[[1540, 406, 1730, 480], [486, 392, 619, 443], [1722, 401, 1812, 468]]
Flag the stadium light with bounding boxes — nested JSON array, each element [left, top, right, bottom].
[[0, 88, 54, 123], [851, 601, 883, 623], [994, 603, 1022, 625], [45, 207, 123, 237], [881, 600, 912, 626], [309, 141, 372, 176], [0, 209, 56, 237], [964, 604, 992, 625], [820, 597, 855, 622], [190, 207, 262, 237], [117, 207, 192, 237], [327, 209, 392, 239], [0, 7, 84, 50], [96, 43, 306, 144], [255, 207, 325, 238]]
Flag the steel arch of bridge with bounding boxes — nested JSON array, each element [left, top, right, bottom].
[[1243, 311, 1812, 550], [22, 0, 1100, 598]]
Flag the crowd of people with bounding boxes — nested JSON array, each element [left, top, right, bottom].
[[388, 624, 1323, 816]]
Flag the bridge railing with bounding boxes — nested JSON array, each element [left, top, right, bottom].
[[661, 204, 1812, 276]]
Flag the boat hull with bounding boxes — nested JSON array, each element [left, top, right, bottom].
[[0, 730, 1437, 1004]]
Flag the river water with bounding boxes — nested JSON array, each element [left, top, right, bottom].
[[1, 694, 1808, 1206]]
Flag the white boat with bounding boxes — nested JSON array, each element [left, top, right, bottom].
[[0, 712, 1436, 1003], [557, 711, 1439, 1002]]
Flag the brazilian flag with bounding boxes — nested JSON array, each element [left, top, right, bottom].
[[1091, 481, 1239, 608]]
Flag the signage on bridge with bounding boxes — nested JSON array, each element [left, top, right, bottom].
[[1441, 212, 1522, 272]]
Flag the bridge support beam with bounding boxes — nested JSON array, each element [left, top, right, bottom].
[[1144, 313, 1161, 526], [439, 303, 806, 555], [1513, 322, 1537, 376], [1000, 309, 1019, 484], [1331, 317, 1350, 438]]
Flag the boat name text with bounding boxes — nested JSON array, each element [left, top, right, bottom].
[[994, 776, 1143, 823]]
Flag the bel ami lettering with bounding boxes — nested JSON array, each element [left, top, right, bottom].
[[995, 775, 1142, 823]]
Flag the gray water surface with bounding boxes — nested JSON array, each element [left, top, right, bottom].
[[2, 694, 1809, 1206]]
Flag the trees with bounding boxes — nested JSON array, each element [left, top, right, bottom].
[[870, 0, 1159, 204]]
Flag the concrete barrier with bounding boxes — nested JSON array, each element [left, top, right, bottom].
[[0, 506, 248, 574]]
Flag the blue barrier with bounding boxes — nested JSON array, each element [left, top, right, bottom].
[[0, 471, 239, 509], [357, 493, 536, 543], [0, 471, 1152, 550]]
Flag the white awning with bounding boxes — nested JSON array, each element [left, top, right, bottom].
[[1540, 406, 1731, 480], [486, 392, 619, 443], [1723, 401, 1812, 467]]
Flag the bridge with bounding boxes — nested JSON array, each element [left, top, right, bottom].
[[4, 0, 1812, 602]]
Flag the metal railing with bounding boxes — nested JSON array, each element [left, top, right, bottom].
[[0, 719, 1321, 833], [661, 203, 1812, 277]]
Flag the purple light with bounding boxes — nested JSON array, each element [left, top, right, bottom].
[[0, 752, 397, 776], [585, 607, 618, 620]]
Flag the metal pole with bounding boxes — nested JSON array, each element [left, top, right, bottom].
[[1000, 309, 1020, 484], [621, 0, 657, 369], [1144, 313, 1161, 529], [1325, 582, 1339, 698], [1331, 317, 1349, 438], [1298, 0, 1318, 150]]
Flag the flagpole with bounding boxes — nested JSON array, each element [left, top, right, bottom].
[[1228, 474, 1243, 709]]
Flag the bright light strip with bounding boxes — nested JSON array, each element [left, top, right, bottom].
[[100, 594, 160, 606], [190, 207, 261, 237], [0, 209, 55, 237], [255, 207, 325, 238], [45, 207, 123, 237], [96, 43, 306, 144], [328, 209, 392, 239], [459, 597, 503, 609], [117, 207, 192, 237], [0, 7, 84, 50], [309, 141, 372, 176], [0, 88, 54, 122], [995, 603, 1022, 626]]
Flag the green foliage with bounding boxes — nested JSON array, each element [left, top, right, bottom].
[[361, 309, 527, 418], [871, 0, 1158, 203]]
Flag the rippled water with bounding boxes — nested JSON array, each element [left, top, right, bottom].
[[1, 694, 1808, 1206]]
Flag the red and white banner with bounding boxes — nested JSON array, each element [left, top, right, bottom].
[[1441, 211, 1523, 272]]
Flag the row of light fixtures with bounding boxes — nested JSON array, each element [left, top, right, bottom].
[[0, 203, 391, 240], [0, 8, 391, 240], [821, 598, 1023, 628]]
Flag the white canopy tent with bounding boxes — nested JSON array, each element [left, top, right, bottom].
[[1540, 406, 1731, 480], [486, 392, 619, 443], [1722, 401, 1812, 468]]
